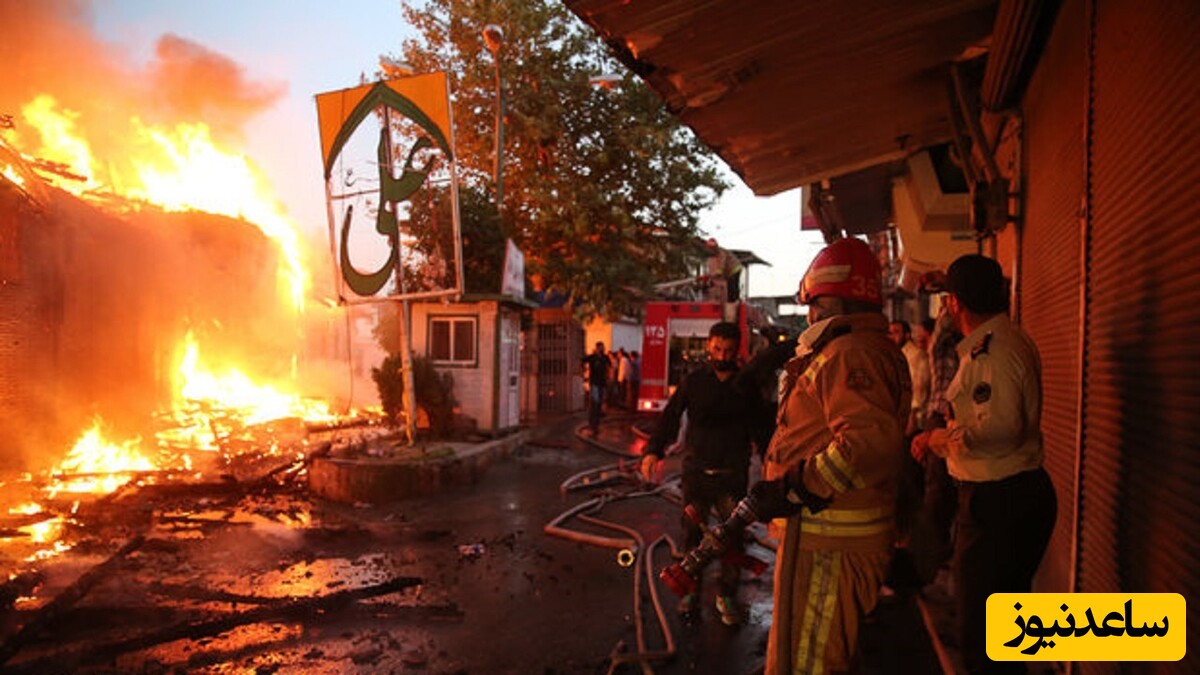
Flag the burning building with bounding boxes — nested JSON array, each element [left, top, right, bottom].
[[0, 155, 285, 470], [0, 2, 377, 482]]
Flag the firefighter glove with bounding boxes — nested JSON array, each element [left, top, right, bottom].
[[746, 466, 830, 521]]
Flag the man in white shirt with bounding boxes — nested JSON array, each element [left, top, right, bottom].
[[888, 320, 930, 436]]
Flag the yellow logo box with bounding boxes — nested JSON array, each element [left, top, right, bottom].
[[987, 593, 1186, 661]]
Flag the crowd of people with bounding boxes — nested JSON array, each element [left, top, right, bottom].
[[599, 239, 1053, 674]]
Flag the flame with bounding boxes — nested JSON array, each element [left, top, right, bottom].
[[19, 95, 96, 189], [2, 163, 25, 187], [127, 119, 308, 311], [174, 330, 335, 429], [45, 419, 155, 497], [13, 95, 308, 311], [9, 503, 43, 516]]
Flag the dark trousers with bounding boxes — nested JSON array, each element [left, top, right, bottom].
[[681, 468, 747, 597], [955, 467, 1056, 675], [587, 385, 604, 433], [903, 454, 959, 586]]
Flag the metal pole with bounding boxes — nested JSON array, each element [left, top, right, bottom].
[[383, 106, 418, 446], [493, 55, 504, 211], [483, 24, 505, 214]]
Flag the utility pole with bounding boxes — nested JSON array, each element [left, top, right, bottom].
[[482, 24, 505, 212]]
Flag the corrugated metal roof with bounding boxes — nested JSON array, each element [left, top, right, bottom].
[[565, 0, 998, 195]]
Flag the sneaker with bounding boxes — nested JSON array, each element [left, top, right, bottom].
[[677, 593, 698, 616], [715, 595, 745, 626]]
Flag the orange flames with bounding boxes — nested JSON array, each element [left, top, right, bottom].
[[0, 10, 375, 565], [4, 94, 308, 311], [170, 330, 336, 430], [2, 92, 338, 476], [4, 99, 347, 499], [45, 332, 340, 496], [46, 420, 157, 497]]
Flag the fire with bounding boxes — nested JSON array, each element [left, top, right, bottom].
[[174, 330, 335, 429], [19, 95, 96, 189], [2, 163, 25, 187], [9, 95, 308, 311], [128, 119, 308, 311], [46, 419, 155, 497]]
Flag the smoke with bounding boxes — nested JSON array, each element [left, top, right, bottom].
[[0, 1, 285, 151], [146, 34, 286, 137]]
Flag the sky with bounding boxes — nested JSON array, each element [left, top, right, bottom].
[[81, 0, 825, 300]]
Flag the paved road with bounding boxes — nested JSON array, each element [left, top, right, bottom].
[[2, 411, 943, 674]]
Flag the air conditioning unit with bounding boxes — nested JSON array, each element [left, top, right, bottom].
[[892, 147, 976, 293], [902, 146, 970, 231]]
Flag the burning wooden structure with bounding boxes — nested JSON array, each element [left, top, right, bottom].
[[0, 162, 284, 470]]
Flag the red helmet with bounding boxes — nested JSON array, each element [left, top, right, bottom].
[[797, 237, 883, 305]]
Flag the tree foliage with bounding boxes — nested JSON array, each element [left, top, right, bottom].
[[392, 0, 728, 318]]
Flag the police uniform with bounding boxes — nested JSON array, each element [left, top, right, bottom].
[[943, 313, 1056, 675], [763, 312, 910, 675]]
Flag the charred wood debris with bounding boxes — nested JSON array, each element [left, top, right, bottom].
[[0, 415, 456, 672]]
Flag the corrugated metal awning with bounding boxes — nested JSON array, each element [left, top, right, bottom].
[[565, 0, 998, 196]]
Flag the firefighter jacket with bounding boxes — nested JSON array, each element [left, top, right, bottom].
[[765, 312, 911, 551], [943, 313, 1043, 482]]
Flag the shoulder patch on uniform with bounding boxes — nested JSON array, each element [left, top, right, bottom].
[[972, 382, 992, 404], [846, 368, 872, 390], [970, 333, 993, 360]]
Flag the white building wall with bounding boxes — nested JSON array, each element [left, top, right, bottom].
[[609, 321, 643, 354], [584, 318, 642, 354], [411, 300, 499, 432]]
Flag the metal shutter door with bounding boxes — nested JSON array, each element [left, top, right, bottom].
[[1082, 1, 1200, 673], [1017, 0, 1086, 596]]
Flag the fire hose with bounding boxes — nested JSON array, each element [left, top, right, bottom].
[[540, 421, 691, 672], [659, 474, 830, 599]]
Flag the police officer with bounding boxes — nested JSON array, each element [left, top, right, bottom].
[[747, 237, 911, 674], [910, 254, 1056, 675]]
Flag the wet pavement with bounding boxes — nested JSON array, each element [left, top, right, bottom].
[[0, 411, 945, 674]]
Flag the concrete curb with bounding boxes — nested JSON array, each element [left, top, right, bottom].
[[307, 429, 532, 504]]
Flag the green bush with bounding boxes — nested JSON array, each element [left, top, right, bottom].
[[371, 354, 458, 438]]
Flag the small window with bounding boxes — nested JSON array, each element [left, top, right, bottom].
[[429, 316, 477, 366]]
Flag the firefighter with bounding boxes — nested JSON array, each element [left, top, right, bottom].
[[747, 237, 911, 674], [910, 254, 1055, 675]]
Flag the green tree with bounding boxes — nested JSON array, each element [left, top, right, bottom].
[[392, 0, 728, 318]]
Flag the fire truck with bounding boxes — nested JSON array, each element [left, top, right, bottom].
[[636, 300, 755, 412]]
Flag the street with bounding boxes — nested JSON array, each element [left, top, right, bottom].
[[0, 412, 941, 674]]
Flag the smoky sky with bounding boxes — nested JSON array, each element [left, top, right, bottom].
[[0, 1, 286, 148]]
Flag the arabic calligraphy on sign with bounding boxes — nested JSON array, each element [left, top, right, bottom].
[[986, 593, 1186, 662]]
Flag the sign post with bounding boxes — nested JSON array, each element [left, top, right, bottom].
[[315, 72, 461, 444]]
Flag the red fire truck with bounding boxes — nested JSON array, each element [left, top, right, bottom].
[[636, 300, 753, 412]]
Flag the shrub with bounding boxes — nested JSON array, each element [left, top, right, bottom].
[[371, 354, 458, 438]]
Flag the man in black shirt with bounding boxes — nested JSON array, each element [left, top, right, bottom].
[[581, 341, 610, 436], [639, 321, 766, 625]]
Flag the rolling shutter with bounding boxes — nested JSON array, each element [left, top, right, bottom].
[[1016, 0, 1085, 597], [1080, 1, 1200, 673]]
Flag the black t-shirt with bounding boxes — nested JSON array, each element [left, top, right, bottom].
[[646, 365, 767, 472], [582, 353, 609, 387]]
